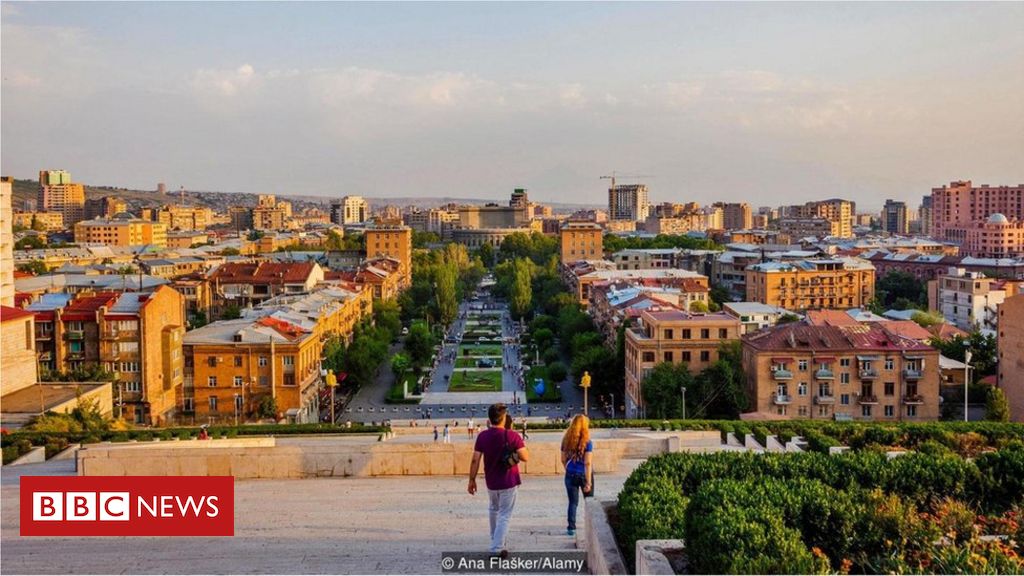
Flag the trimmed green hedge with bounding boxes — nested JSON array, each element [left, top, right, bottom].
[[617, 445, 1024, 573]]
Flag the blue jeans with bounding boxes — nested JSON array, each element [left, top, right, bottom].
[[488, 487, 518, 553], [565, 473, 584, 530]]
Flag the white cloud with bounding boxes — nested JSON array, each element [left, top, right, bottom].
[[191, 63, 259, 97]]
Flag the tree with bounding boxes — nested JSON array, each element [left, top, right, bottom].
[[15, 236, 45, 250], [222, 304, 242, 320], [247, 230, 265, 241], [435, 261, 458, 326], [709, 284, 732, 308], [777, 313, 801, 324], [689, 300, 710, 313], [985, 386, 1011, 422], [412, 230, 440, 248], [689, 342, 749, 419], [16, 260, 49, 275], [641, 363, 694, 419], [190, 311, 209, 329], [533, 328, 554, 352], [404, 322, 434, 368], [510, 258, 533, 319], [391, 353, 411, 382], [911, 310, 944, 328], [875, 271, 927, 310], [220, 247, 241, 256], [30, 214, 46, 232], [547, 361, 568, 383], [256, 396, 278, 419], [477, 242, 496, 268], [930, 331, 998, 381], [325, 229, 344, 251], [373, 299, 402, 341]]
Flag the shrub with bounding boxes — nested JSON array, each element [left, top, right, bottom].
[[546, 361, 568, 383], [616, 475, 689, 568]]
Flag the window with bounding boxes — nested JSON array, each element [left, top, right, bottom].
[[259, 376, 269, 386], [642, 352, 655, 363], [663, 351, 673, 363], [208, 376, 217, 387], [797, 382, 808, 396], [798, 359, 808, 371], [124, 381, 141, 393], [682, 329, 691, 339], [209, 397, 218, 412], [862, 405, 872, 417], [840, 373, 850, 384], [208, 357, 217, 367], [798, 406, 808, 417], [884, 382, 895, 396], [664, 329, 674, 340], [681, 351, 691, 362], [700, 329, 710, 339], [817, 406, 829, 417], [906, 405, 917, 417], [700, 350, 710, 362], [284, 374, 295, 386], [839, 358, 851, 367], [840, 393, 850, 405], [235, 395, 244, 411], [283, 355, 295, 367], [259, 356, 268, 367], [719, 328, 728, 338], [885, 359, 894, 370], [234, 356, 243, 367], [234, 376, 243, 387], [183, 398, 194, 412], [884, 405, 895, 417]]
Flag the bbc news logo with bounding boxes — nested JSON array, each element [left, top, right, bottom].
[[21, 476, 233, 536]]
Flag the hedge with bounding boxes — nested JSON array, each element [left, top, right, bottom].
[[617, 445, 1024, 573]]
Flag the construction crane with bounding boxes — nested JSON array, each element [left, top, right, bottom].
[[600, 171, 654, 190]]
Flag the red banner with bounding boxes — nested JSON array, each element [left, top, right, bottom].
[[20, 476, 234, 537]]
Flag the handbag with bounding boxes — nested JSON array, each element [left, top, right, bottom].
[[583, 473, 595, 498], [501, 429, 521, 470]]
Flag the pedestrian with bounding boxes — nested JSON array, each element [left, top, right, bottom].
[[520, 417, 529, 440], [468, 403, 530, 558], [468, 418, 475, 438], [434, 426, 439, 443], [561, 414, 593, 537], [443, 424, 451, 444]]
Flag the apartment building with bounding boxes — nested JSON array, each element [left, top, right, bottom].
[[183, 317, 322, 424], [156, 205, 213, 231], [722, 302, 795, 335], [365, 221, 412, 288], [84, 196, 127, 220], [623, 308, 741, 418], [332, 257, 404, 301], [245, 285, 373, 346], [719, 202, 753, 231], [998, 294, 1024, 422], [745, 258, 875, 312], [559, 221, 604, 265], [12, 211, 65, 231], [608, 184, 650, 222], [38, 170, 86, 225], [74, 215, 168, 247], [1, 306, 38, 396], [864, 250, 1024, 283], [777, 217, 843, 239], [928, 267, 1022, 333], [881, 200, 910, 235], [931, 180, 1024, 244], [741, 322, 940, 421], [1, 177, 15, 306], [963, 213, 1024, 258], [251, 195, 292, 231], [208, 261, 325, 316], [330, 196, 369, 225], [589, 280, 710, 346], [791, 198, 855, 239], [565, 266, 709, 308]]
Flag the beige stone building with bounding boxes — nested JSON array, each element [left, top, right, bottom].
[[741, 322, 940, 421], [74, 215, 168, 247], [12, 211, 65, 231], [1, 177, 15, 306], [745, 258, 875, 312], [1, 305, 38, 396], [623, 308, 741, 418], [365, 222, 412, 289], [559, 221, 603, 264], [998, 294, 1024, 422]]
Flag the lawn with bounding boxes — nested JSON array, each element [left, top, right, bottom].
[[460, 344, 503, 356], [455, 357, 502, 368], [524, 365, 563, 403], [386, 372, 423, 404], [448, 369, 503, 392]]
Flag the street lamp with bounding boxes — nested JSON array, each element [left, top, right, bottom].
[[964, 350, 972, 423], [681, 386, 687, 421], [326, 370, 339, 425]]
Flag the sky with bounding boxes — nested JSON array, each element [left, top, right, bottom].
[[2, 2, 1022, 210]]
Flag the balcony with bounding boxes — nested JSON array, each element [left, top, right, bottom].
[[35, 332, 53, 341], [773, 394, 792, 405], [858, 368, 878, 380], [814, 395, 836, 405], [101, 329, 139, 340], [903, 368, 923, 380], [66, 330, 84, 340], [904, 394, 925, 405], [858, 395, 879, 405], [772, 369, 793, 380], [814, 369, 835, 380]]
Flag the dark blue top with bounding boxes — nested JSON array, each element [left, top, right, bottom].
[[565, 440, 593, 476]]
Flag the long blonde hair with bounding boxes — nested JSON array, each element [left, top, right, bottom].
[[561, 414, 591, 460]]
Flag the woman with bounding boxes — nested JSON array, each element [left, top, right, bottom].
[[560, 414, 593, 537]]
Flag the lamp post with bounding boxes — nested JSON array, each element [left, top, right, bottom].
[[581, 371, 591, 416], [681, 386, 687, 421], [964, 350, 972, 423], [326, 370, 338, 425]]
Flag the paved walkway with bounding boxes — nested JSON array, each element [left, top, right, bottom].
[[1, 457, 642, 574]]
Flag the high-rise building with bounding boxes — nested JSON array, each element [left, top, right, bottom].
[[330, 196, 369, 225], [157, 182, 167, 195], [919, 196, 933, 237], [38, 169, 85, 226], [881, 199, 909, 235], [720, 202, 753, 230], [509, 188, 529, 209], [1, 177, 15, 306], [790, 199, 855, 238], [84, 196, 127, 220], [931, 180, 1024, 244], [365, 221, 412, 288], [252, 194, 289, 231], [608, 184, 650, 222]]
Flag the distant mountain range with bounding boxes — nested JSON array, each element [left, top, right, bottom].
[[9, 179, 600, 214]]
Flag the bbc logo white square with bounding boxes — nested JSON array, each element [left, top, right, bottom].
[[32, 491, 130, 521]]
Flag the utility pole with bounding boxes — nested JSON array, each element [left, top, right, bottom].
[[964, 350, 972, 423], [681, 386, 687, 420]]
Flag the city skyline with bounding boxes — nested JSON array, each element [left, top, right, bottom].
[[2, 2, 1022, 210]]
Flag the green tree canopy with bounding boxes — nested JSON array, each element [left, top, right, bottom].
[[404, 321, 434, 368], [642, 362, 695, 419], [985, 386, 1011, 422]]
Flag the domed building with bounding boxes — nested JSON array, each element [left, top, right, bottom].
[[964, 212, 1024, 258]]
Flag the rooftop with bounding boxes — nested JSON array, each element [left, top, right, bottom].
[[743, 322, 934, 353]]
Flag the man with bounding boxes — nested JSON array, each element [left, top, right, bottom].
[[468, 403, 530, 557]]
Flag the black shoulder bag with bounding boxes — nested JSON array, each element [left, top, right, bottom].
[[501, 429, 521, 470]]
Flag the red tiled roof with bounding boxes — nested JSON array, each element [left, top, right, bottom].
[[743, 322, 934, 353], [928, 323, 969, 341], [209, 262, 316, 285], [806, 310, 858, 327], [0, 305, 35, 322], [878, 320, 932, 341], [61, 292, 119, 321]]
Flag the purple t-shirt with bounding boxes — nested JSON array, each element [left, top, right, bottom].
[[474, 427, 525, 491]]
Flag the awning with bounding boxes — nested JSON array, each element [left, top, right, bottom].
[[856, 355, 880, 361], [771, 357, 794, 363]]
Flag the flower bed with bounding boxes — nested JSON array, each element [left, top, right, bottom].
[[616, 445, 1024, 573], [454, 357, 503, 368], [460, 344, 503, 356], [448, 369, 503, 392]]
